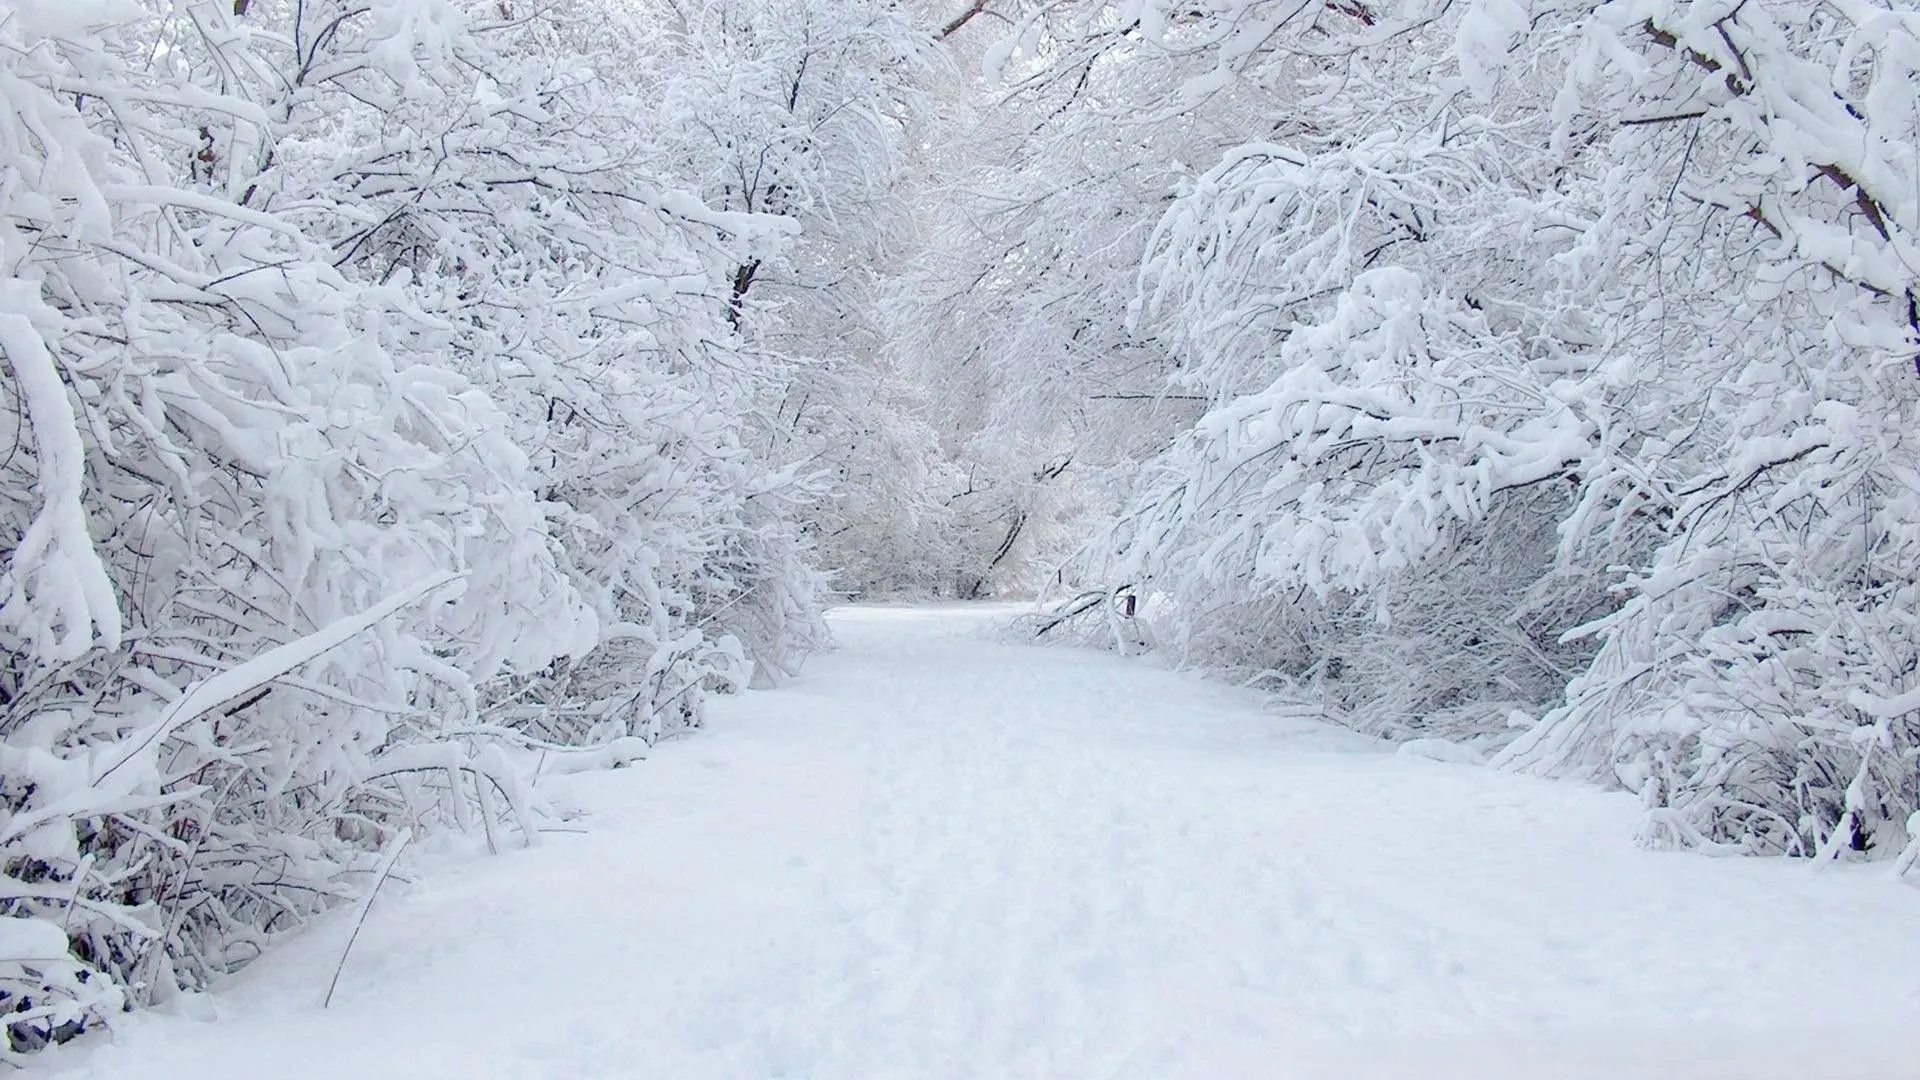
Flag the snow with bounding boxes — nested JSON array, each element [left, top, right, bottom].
[[84, 570, 463, 795], [25, 605, 1920, 1080], [0, 293, 122, 662]]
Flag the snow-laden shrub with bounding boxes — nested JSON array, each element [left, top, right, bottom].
[[1035, 0, 1920, 857], [1483, 0, 1920, 857], [0, 2, 591, 1052], [1111, 266, 1626, 744], [0, 0, 831, 1055]]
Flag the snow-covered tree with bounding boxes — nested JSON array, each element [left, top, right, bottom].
[[884, 2, 1248, 598], [631, 0, 975, 603]]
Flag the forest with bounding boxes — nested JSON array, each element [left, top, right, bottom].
[[3, 0, 1918, 1056]]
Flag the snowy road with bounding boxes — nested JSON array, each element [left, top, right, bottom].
[[36, 606, 1920, 1079]]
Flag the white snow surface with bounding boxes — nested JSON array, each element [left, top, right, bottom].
[[30, 605, 1920, 1080]]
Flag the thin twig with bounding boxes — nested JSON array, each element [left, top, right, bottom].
[[321, 827, 411, 1009]]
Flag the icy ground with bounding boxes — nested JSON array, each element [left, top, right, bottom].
[[31, 606, 1920, 1079]]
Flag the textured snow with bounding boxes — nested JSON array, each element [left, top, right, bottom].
[[28, 605, 1920, 1080], [0, 292, 122, 662]]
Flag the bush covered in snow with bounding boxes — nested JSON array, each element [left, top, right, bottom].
[[1000, 0, 1920, 861], [0, 0, 841, 1055]]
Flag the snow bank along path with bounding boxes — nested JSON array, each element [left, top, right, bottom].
[[33, 606, 1920, 1080]]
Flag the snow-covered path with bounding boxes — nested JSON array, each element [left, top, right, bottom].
[[37, 606, 1920, 1079]]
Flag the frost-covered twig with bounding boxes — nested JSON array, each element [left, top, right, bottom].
[[321, 828, 412, 1010]]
